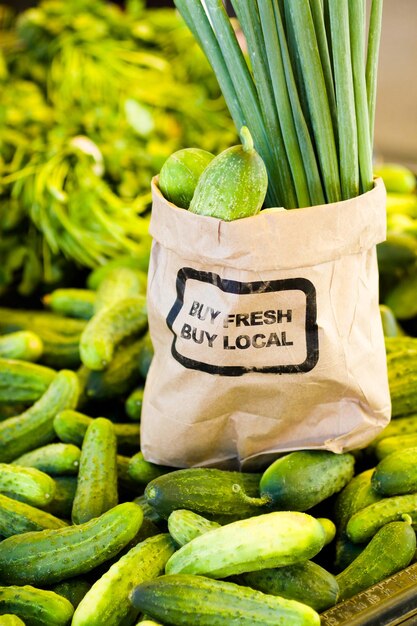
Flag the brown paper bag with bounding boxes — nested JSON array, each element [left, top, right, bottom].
[[141, 177, 390, 470]]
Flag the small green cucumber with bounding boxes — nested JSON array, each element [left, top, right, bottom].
[[0, 493, 67, 537], [80, 296, 147, 370], [41, 476, 77, 519], [134, 495, 165, 526], [144, 468, 264, 521], [72, 418, 118, 524], [11, 444, 81, 476], [128, 453, 171, 485], [43, 289, 96, 320], [0, 359, 55, 404], [257, 451, 355, 511], [374, 163, 416, 194], [72, 534, 176, 626], [134, 621, 162, 626], [165, 511, 326, 578], [346, 493, 417, 543], [384, 337, 417, 356], [0, 586, 74, 626], [87, 258, 148, 290], [0, 502, 143, 585], [333, 468, 382, 534], [130, 574, 320, 626], [0, 615, 26, 625], [51, 578, 91, 609], [375, 433, 417, 460], [158, 148, 214, 209], [125, 387, 144, 421], [0, 308, 86, 338], [334, 536, 367, 572], [0, 331, 43, 362], [54, 410, 140, 453], [317, 518, 336, 546], [387, 351, 417, 417], [85, 335, 146, 400], [369, 413, 417, 448], [94, 267, 146, 313], [379, 304, 405, 337], [237, 560, 339, 612], [116, 455, 139, 493], [189, 127, 268, 221], [372, 447, 417, 495], [0, 370, 79, 463], [167, 510, 220, 546], [337, 518, 416, 600], [0, 464, 56, 507]]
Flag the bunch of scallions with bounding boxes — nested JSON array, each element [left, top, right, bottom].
[[174, 0, 383, 209]]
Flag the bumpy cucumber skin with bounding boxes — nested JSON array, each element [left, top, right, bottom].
[[375, 433, 417, 460], [54, 410, 140, 453], [0, 331, 43, 362], [0, 614, 26, 625], [0, 359, 55, 404], [333, 468, 382, 534], [259, 451, 355, 511], [51, 578, 92, 610], [94, 267, 145, 313], [130, 574, 320, 626], [372, 447, 417, 495], [0, 370, 79, 463], [347, 493, 417, 543], [85, 336, 145, 400], [145, 469, 263, 521], [337, 520, 416, 601], [72, 534, 176, 626], [0, 493, 67, 537], [134, 496, 165, 526], [0, 502, 143, 585], [237, 560, 339, 612], [128, 453, 171, 485], [0, 585, 74, 626], [189, 141, 268, 221], [125, 387, 144, 421], [168, 510, 220, 547], [0, 464, 56, 507], [165, 511, 326, 578], [72, 418, 118, 524], [41, 477, 77, 519], [387, 350, 417, 417], [11, 444, 81, 476], [80, 296, 147, 370], [44, 289, 96, 320], [371, 413, 417, 446], [158, 148, 214, 209]]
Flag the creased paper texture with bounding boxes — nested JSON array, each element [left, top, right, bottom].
[[141, 177, 391, 470]]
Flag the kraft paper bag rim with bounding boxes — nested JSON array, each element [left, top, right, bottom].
[[150, 176, 386, 271]]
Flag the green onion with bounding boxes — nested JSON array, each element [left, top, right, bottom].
[[329, 0, 359, 200], [366, 0, 384, 144]]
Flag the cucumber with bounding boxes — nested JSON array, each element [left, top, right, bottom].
[[0, 359, 55, 404], [189, 127, 268, 221], [317, 518, 336, 545], [51, 578, 91, 610], [379, 304, 405, 336], [130, 574, 320, 626], [333, 468, 382, 534], [134, 495, 165, 527], [386, 275, 417, 321], [11, 444, 81, 476], [0, 370, 79, 463], [43, 289, 96, 320], [72, 418, 118, 524], [237, 560, 339, 612], [125, 387, 144, 421], [165, 511, 326, 578], [144, 468, 264, 521], [128, 453, 171, 485], [54, 410, 140, 453], [0, 464, 56, 507], [80, 296, 147, 370], [94, 267, 146, 312], [137, 331, 153, 378], [375, 433, 417, 460], [85, 335, 146, 400], [158, 148, 214, 209], [337, 518, 416, 600], [387, 350, 417, 417], [334, 536, 366, 572], [0, 331, 43, 362], [87, 258, 148, 291], [0, 586, 74, 626], [167, 510, 220, 546], [370, 413, 417, 447], [346, 493, 417, 543], [372, 447, 417, 495], [41, 477, 77, 519], [0, 502, 143, 585], [0, 616, 26, 625], [0, 493, 67, 537], [72, 534, 176, 626], [135, 621, 162, 626], [374, 163, 416, 194], [257, 451, 355, 511]]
